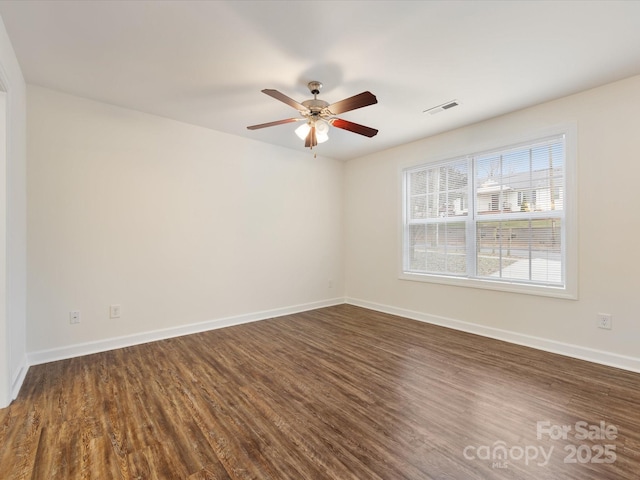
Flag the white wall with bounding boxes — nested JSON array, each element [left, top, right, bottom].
[[345, 75, 640, 369], [0, 16, 27, 408], [27, 86, 343, 357], [22, 74, 640, 382]]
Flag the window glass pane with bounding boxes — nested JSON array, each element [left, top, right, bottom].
[[417, 161, 469, 218], [530, 143, 564, 212], [427, 193, 439, 218], [408, 222, 466, 275], [410, 195, 427, 219], [408, 224, 427, 271], [476, 152, 505, 214], [438, 192, 448, 217], [501, 149, 530, 213], [427, 168, 440, 193], [476, 140, 564, 216], [476, 219, 562, 284], [410, 170, 426, 195]]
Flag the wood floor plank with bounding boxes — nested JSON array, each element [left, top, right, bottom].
[[1, 304, 640, 479]]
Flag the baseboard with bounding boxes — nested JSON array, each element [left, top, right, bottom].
[[26, 296, 640, 375], [28, 297, 346, 366], [11, 356, 28, 400], [346, 297, 640, 374]]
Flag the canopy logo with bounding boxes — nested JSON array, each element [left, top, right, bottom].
[[463, 441, 553, 468], [463, 420, 618, 469]]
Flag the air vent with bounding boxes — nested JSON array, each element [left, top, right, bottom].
[[424, 99, 460, 115]]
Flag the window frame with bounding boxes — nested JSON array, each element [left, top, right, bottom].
[[399, 124, 577, 299]]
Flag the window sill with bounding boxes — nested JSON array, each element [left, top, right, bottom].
[[399, 271, 577, 300]]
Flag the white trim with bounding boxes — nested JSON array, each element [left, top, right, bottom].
[[10, 355, 27, 400], [0, 57, 10, 408], [397, 272, 576, 300], [28, 298, 345, 366], [346, 297, 640, 374]]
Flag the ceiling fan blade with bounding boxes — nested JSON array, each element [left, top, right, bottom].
[[305, 125, 317, 148], [262, 89, 308, 112], [326, 91, 377, 115], [247, 118, 303, 130], [331, 118, 378, 137]]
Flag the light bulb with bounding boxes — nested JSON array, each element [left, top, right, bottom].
[[295, 123, 311, 140], [316, 120, 329, 135], [317, 131, 329, 143], [315, 120, 329, 143]]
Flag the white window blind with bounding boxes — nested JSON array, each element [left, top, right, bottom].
[[403, 134, 567, 292]]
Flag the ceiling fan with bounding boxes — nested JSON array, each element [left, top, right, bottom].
[[247, 81, 378, 149]]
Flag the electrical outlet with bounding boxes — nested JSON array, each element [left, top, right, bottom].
[[597, 313, 612, 330], [110, 304, 121, 319], [69, 311, 80, 324]]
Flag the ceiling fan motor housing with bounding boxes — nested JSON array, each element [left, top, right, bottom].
[[302, 98, 329, 116]]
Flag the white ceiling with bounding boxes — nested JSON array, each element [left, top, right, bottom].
[[1, 0, 640, 161]]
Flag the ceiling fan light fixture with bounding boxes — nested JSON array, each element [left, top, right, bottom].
[[316, 119, 329, 143], [295, 122, 311, 140], [316, 119, 329, 134], [316, 131, 329, 144], [296, 119, 329, 144]]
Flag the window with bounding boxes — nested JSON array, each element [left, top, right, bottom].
[[402, 131, 575, 298]]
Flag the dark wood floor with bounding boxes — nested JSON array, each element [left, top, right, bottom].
[[1, 304, 639, 479]]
